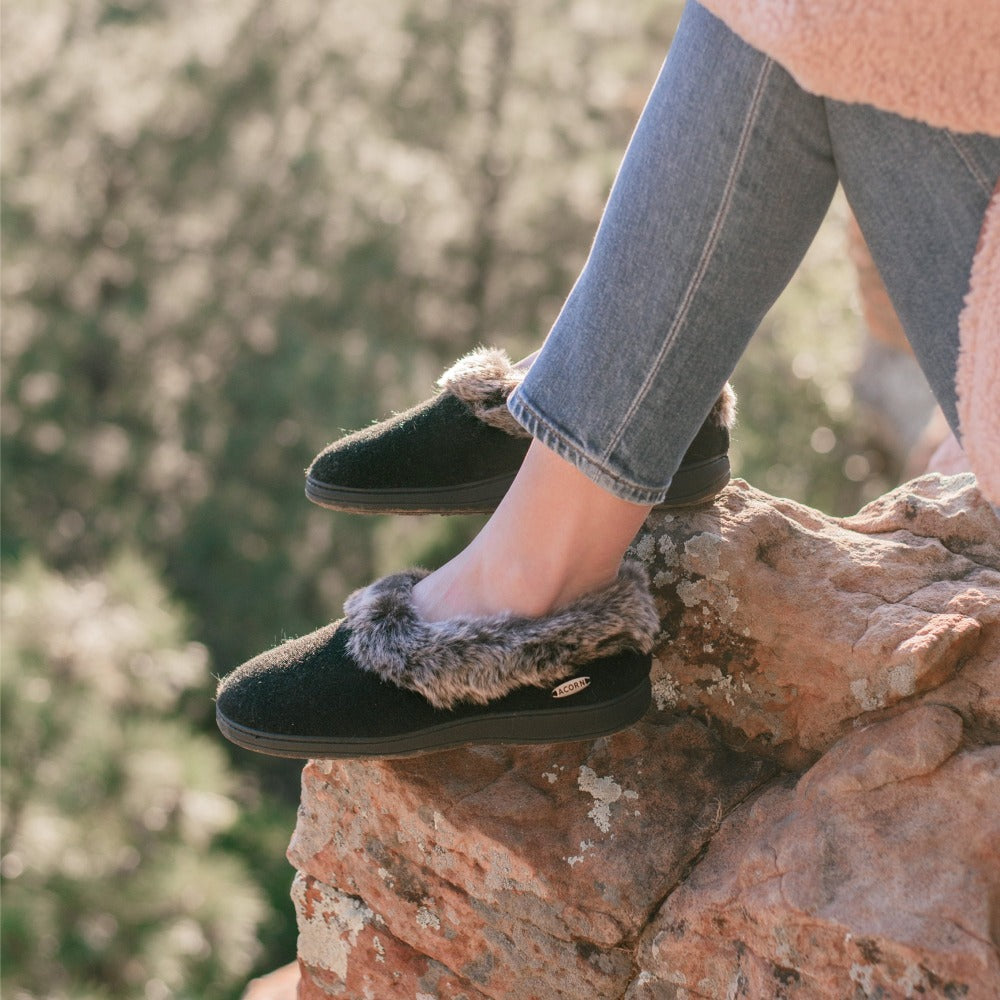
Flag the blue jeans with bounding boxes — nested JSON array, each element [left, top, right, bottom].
[[507, 0, 1000, 505]]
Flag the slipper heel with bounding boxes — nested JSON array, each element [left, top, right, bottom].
[[656, 455, 731, 509]]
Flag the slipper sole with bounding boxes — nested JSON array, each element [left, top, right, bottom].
[[305, 456, 731, 515], [216, 675, 650, 759], [305, 471, 518, 515]]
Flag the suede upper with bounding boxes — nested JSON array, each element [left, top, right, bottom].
[[677, 407, 730, 466], [215, 619, 651, 740], [307, 391, 531, 491]]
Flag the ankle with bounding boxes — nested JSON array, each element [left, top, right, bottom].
[[412, 540, 623, 624], [547, 564, 622, 611], [413, 438, 651, 623], [486, 554, 607, 618]]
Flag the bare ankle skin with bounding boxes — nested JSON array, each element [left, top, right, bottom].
[[412, 439, 652, 622]]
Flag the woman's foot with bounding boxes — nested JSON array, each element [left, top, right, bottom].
[[412, 438, 653, 622], [218, 438, 659, 759]]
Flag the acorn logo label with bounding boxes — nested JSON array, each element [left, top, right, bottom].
[[552, 677, 591, 699]]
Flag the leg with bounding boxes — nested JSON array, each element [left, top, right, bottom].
[[415, 1, 840, 621], [825, 105, 1000, 437], [413, 437, 653, 620], [507, 1, 838, 506]]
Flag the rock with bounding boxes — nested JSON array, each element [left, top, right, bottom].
[[288, 717, 775, 999], [638, 705, 1000, 999], [287, 476, 999, 998], [634, 474, 999, 767], [293, 872, 489, 1000]]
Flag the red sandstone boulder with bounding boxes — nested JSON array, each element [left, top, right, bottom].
[[289, 718, 773, 999], [286, 475, 999, 999], [635, 475, 999, 767], [638, 705, 1000, 999]]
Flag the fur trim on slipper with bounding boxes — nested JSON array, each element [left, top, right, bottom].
[[439, 346, 737, 436], [344, 562, 659, 709], [437, 347, 530, 437], [709, 383, 737, 430]]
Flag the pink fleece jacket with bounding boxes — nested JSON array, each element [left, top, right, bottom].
[[702, 0, 1000, 503]]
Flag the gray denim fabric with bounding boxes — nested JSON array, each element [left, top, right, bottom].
[[507, 0, 1000, 505]]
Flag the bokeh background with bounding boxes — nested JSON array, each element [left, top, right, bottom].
[[1, 1, 937, 997]]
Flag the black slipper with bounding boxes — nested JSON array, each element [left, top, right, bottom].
[[216, 563, 659, 759], [305, 348, 735, 515]]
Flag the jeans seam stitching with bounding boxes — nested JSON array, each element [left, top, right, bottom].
[[602, 56, 775, 460], [509, 391, 667, 502], [945, 131, 993, 196]]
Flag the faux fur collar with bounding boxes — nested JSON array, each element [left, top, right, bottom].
[[438, 346, 737, 435], [344, 562, 659, 709], [711, 382, 737, 430], [437, 347, 530, 437]]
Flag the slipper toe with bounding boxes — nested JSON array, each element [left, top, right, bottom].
[[305, 388, 529, 514], [216, 623, 432, 748]]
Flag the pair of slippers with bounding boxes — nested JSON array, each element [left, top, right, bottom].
[[216, 349, 735, 759]]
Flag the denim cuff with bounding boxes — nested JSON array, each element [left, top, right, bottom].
[[506, 386, 671, 507]]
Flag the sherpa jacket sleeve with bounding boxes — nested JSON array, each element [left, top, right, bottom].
[[699, 0, 1000, 135], [700, 0, 1000, 504]]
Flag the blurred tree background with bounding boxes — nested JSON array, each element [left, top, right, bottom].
[[1, 0, 925, 996]]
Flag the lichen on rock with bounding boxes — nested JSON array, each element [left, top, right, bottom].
[[632, 475, 999, 766]]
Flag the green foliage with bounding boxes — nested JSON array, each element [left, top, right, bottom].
[[1, 556, 280, 999], [1, 0, 693, 669], [1, 0, 887, 672], [2, 1, 908, 994]]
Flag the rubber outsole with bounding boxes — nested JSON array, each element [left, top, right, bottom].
[[216, 676, 651, 759], [304, 471, 518, 515], [305, 455, 731, 515]]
